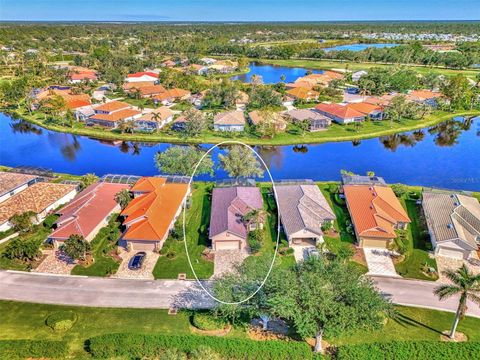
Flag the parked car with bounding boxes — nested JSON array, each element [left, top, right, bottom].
[[128, 252, 147, 270], [306, 247, 321, 259], [346, 87, 360, 94]]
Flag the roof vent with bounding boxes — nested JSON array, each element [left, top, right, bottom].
[[447, 223, 454, 229]]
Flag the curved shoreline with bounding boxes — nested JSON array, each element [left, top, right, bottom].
[[2, 109, 479, 146]]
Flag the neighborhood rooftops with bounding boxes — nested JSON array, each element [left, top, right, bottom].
[[315, 103, 366, 120], [341, 174, 387, 186], [121, 177, 189, 242], [209, 186, 264, 240], [94, 101, 131, 113], [276, 184, 336, 239], [422, 192, 480, 250], [90, 109, 141, 123], [343, 185, 410, 239], [136, 107, 173, 122], [214, 110, 246, 126], [0, 172, 38, 200], [49, 182, 130, 241], [127, 71, 158, 79]]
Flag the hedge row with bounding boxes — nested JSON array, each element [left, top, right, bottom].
[[87, 333, 312, 360], [0, 340, 68, 359], [336, 341, 480, 360]]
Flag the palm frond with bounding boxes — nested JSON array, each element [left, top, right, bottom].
[[434, 284, 461, 300]]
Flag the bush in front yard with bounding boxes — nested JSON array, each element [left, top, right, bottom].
[[192, 312, 227, 331], [248, 229, 264, 254], [45, 311, 77, 331]]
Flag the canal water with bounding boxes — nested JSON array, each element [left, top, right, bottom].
[[323, 43, 400, 52], [231, 62, 325, 84], [1, 113, 479, 190]]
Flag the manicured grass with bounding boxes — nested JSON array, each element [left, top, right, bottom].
[[333, 306, 480, 345], [395, 195, 438, 281], [70, 216, 121, 277], [153, 183, 214, 280], [259, 58, 480, 78], [5, 106, 478, 146]]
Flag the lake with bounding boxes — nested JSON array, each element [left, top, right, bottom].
[[323, 43, 399, 52], [231, 62, 325, 84], [1, 113, 479, 190]]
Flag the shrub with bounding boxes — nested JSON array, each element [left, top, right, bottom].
[[0, 340, 68, 359], [3, 237, 41, 262], [87, 333, 312, 360], [45, 311, 77, 331], [160, 348, 187, 360], [9, 211, 36, 233], [61, 234, 91, 260], [248, 229, 264, 254], [336, 341, 480, 360], [189, 346, 222, 360], [192, 312, 227, 331]]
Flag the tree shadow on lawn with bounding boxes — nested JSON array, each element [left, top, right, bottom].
[[390, 311, 443, 335]]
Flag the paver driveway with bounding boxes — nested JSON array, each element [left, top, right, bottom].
[[363, 248, 400, 277], [34, 249, 76, 275], [213, 249, 249, 277], [113, 250, 159, 280]]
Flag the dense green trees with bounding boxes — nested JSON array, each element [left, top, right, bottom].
[[154, 146, 214, 176], [218, 145, 265, 178], [61, 234, 91, 261]]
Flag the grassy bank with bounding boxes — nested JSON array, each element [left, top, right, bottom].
[[4, 107, 478, 146]]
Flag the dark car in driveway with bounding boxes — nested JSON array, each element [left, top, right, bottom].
[[128, 252, 147, 270]]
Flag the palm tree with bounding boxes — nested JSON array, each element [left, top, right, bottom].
[[434, 265, 480, 339], [242, 208, 266, 231]]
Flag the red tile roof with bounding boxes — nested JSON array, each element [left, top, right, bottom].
[[66, 99, 91, 109], [91, 109, 141, 122], [49, 182, 130, 241], [94, 101, 131, 113], [315, 103, 365, 119], [127, 71, 158, 79]]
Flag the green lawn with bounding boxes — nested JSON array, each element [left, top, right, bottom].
[[395, 194, 438, 281], [153, 183, 214, 279], [71, 215, 121, 277], [6, 105, 479, 146]]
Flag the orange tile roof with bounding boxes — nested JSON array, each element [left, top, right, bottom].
[[91, 109, 141, 122], [127, 71, 158, 79], [286, 87, 319, 100], [347, 102, 383, 115], [315, 103, 365, 119], [121, 177, 189, 242], [123, 81, 157, 90], [94, 101, 131, 113], [138, 85, 166, 96], [153, 88, 190, 101], [408, 90, 442, 101], [66, 99, 91, 109], [343, 185, 411, 239]]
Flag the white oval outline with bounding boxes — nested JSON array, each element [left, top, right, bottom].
[[182, 140, 280, 305]]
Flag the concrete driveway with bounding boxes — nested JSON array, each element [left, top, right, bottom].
[[291, 245, 316, 263], [363, 248, 400, 277], [213, 249, 249, 277], [113, 250, 159, 280]]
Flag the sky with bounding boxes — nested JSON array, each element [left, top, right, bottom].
[[0, 0, 479, 22]]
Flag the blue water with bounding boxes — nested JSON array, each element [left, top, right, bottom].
[[323, 43, 399, 52], [231, 62, 324, 84], [0, 113, 479, 190]]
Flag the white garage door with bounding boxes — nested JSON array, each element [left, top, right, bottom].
[[438, 247, 466, 260], [130, 241, 157, 251], [215, 240, 240, 250]]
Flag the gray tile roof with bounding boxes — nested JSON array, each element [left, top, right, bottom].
[[276, 185, 336, 238], [214, 111, 246, 126], [422, 192, 480, 249]]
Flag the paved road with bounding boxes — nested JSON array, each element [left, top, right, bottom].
[[372, 276, 480, 318], [0, 270, 215, 309], [1, 270, 479, 318]]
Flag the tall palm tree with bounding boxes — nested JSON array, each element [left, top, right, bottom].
[[434, 265, 480, 339]]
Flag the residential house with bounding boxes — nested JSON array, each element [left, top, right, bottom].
[[213, 111, 246, 132], [123, 81, 156, 92], [364, 94, 396, 107], [153, 88, 191, 106], [0, 182, 77, 232], [89, 101, 141, 128], [209, 187, 264, 251], [341, 174, 387, 187], [248, 110, 287, 132], [68, 66, 98, 83], [200, 57, 217, 65], [286, 109, 331, 131], [315, 103, 366, 124], [407, 90, 443, 107], [48, 182, 130, 245], [161, 60, 177, 68], [0, 172, 39, 204], [343, 185, 411, 248], [171, 108, 201, 132], [133, 107, 174, 132], [120, 177, 189, 252], [32, 87, 91, 111], [276, 184, 336, 246], [352, 70, 368, 82], [187, 64, 209, 75], [125, 71, 159, 83], [286, 87, 319, 102], [347, 102, 385, 120], [422, 192, 480, 260], [135, 85, 167, 98], [236, 91, 250, 109], [74, 105, 95, 122]]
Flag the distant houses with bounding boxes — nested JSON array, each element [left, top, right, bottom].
[[209, 186, 264, 251], [89, 101, 142, 128], [67, 66, 98, 83], [125, 71, 159, 83], [213, 111, 246, 132]]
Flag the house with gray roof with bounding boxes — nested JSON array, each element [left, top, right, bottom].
[[276, 184, 336, 246], [285, 109, 331, 132], [341, 174, 387, 187], [213, 111, 245, 132], [209, 187, 264, 251], [422, 192, 480, 260]]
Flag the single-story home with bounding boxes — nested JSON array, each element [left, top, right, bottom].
[[209, 186, 264, 251], [406, 90, 443, 107], [0, 182, 77, 232], [352, 70, 368, 82], [286, 109, 332, 131], [125, 71, 159, 83], [248, 110, 287, 132], [153, 88, 191, 105], [133, 107, 173, 132], [68, 66, 98, 83], [343, 185, 411, 248], [315, 103, 366, 124], [0, 172, 39, 204], [213, 110, 246, 132], [49, 182, 130, 245], [123, 81, 156, 92], [89, 101, 141, 128], [135, 85, 167, 98], [422, 192, 480, 260], [286, 87, 319, 102], [276, 184, 336, 246], [341, 174, 387, 187], [347, 102, 385, 120], [120, 177, 189, 252]]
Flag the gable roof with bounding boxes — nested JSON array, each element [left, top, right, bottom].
[[422, 192, 480, 249], [90, 109, 141, 122], [127, 71, 158, 79], [49, 182, 130, 240], [121, 177, 189, 242], [276, 185, 336, 238], [209, 187, 263, 240], [286, 87, 319, 100], [94, 101, 131, 113], [343, 185, 410, 239], [214, 111, 246, 126]]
